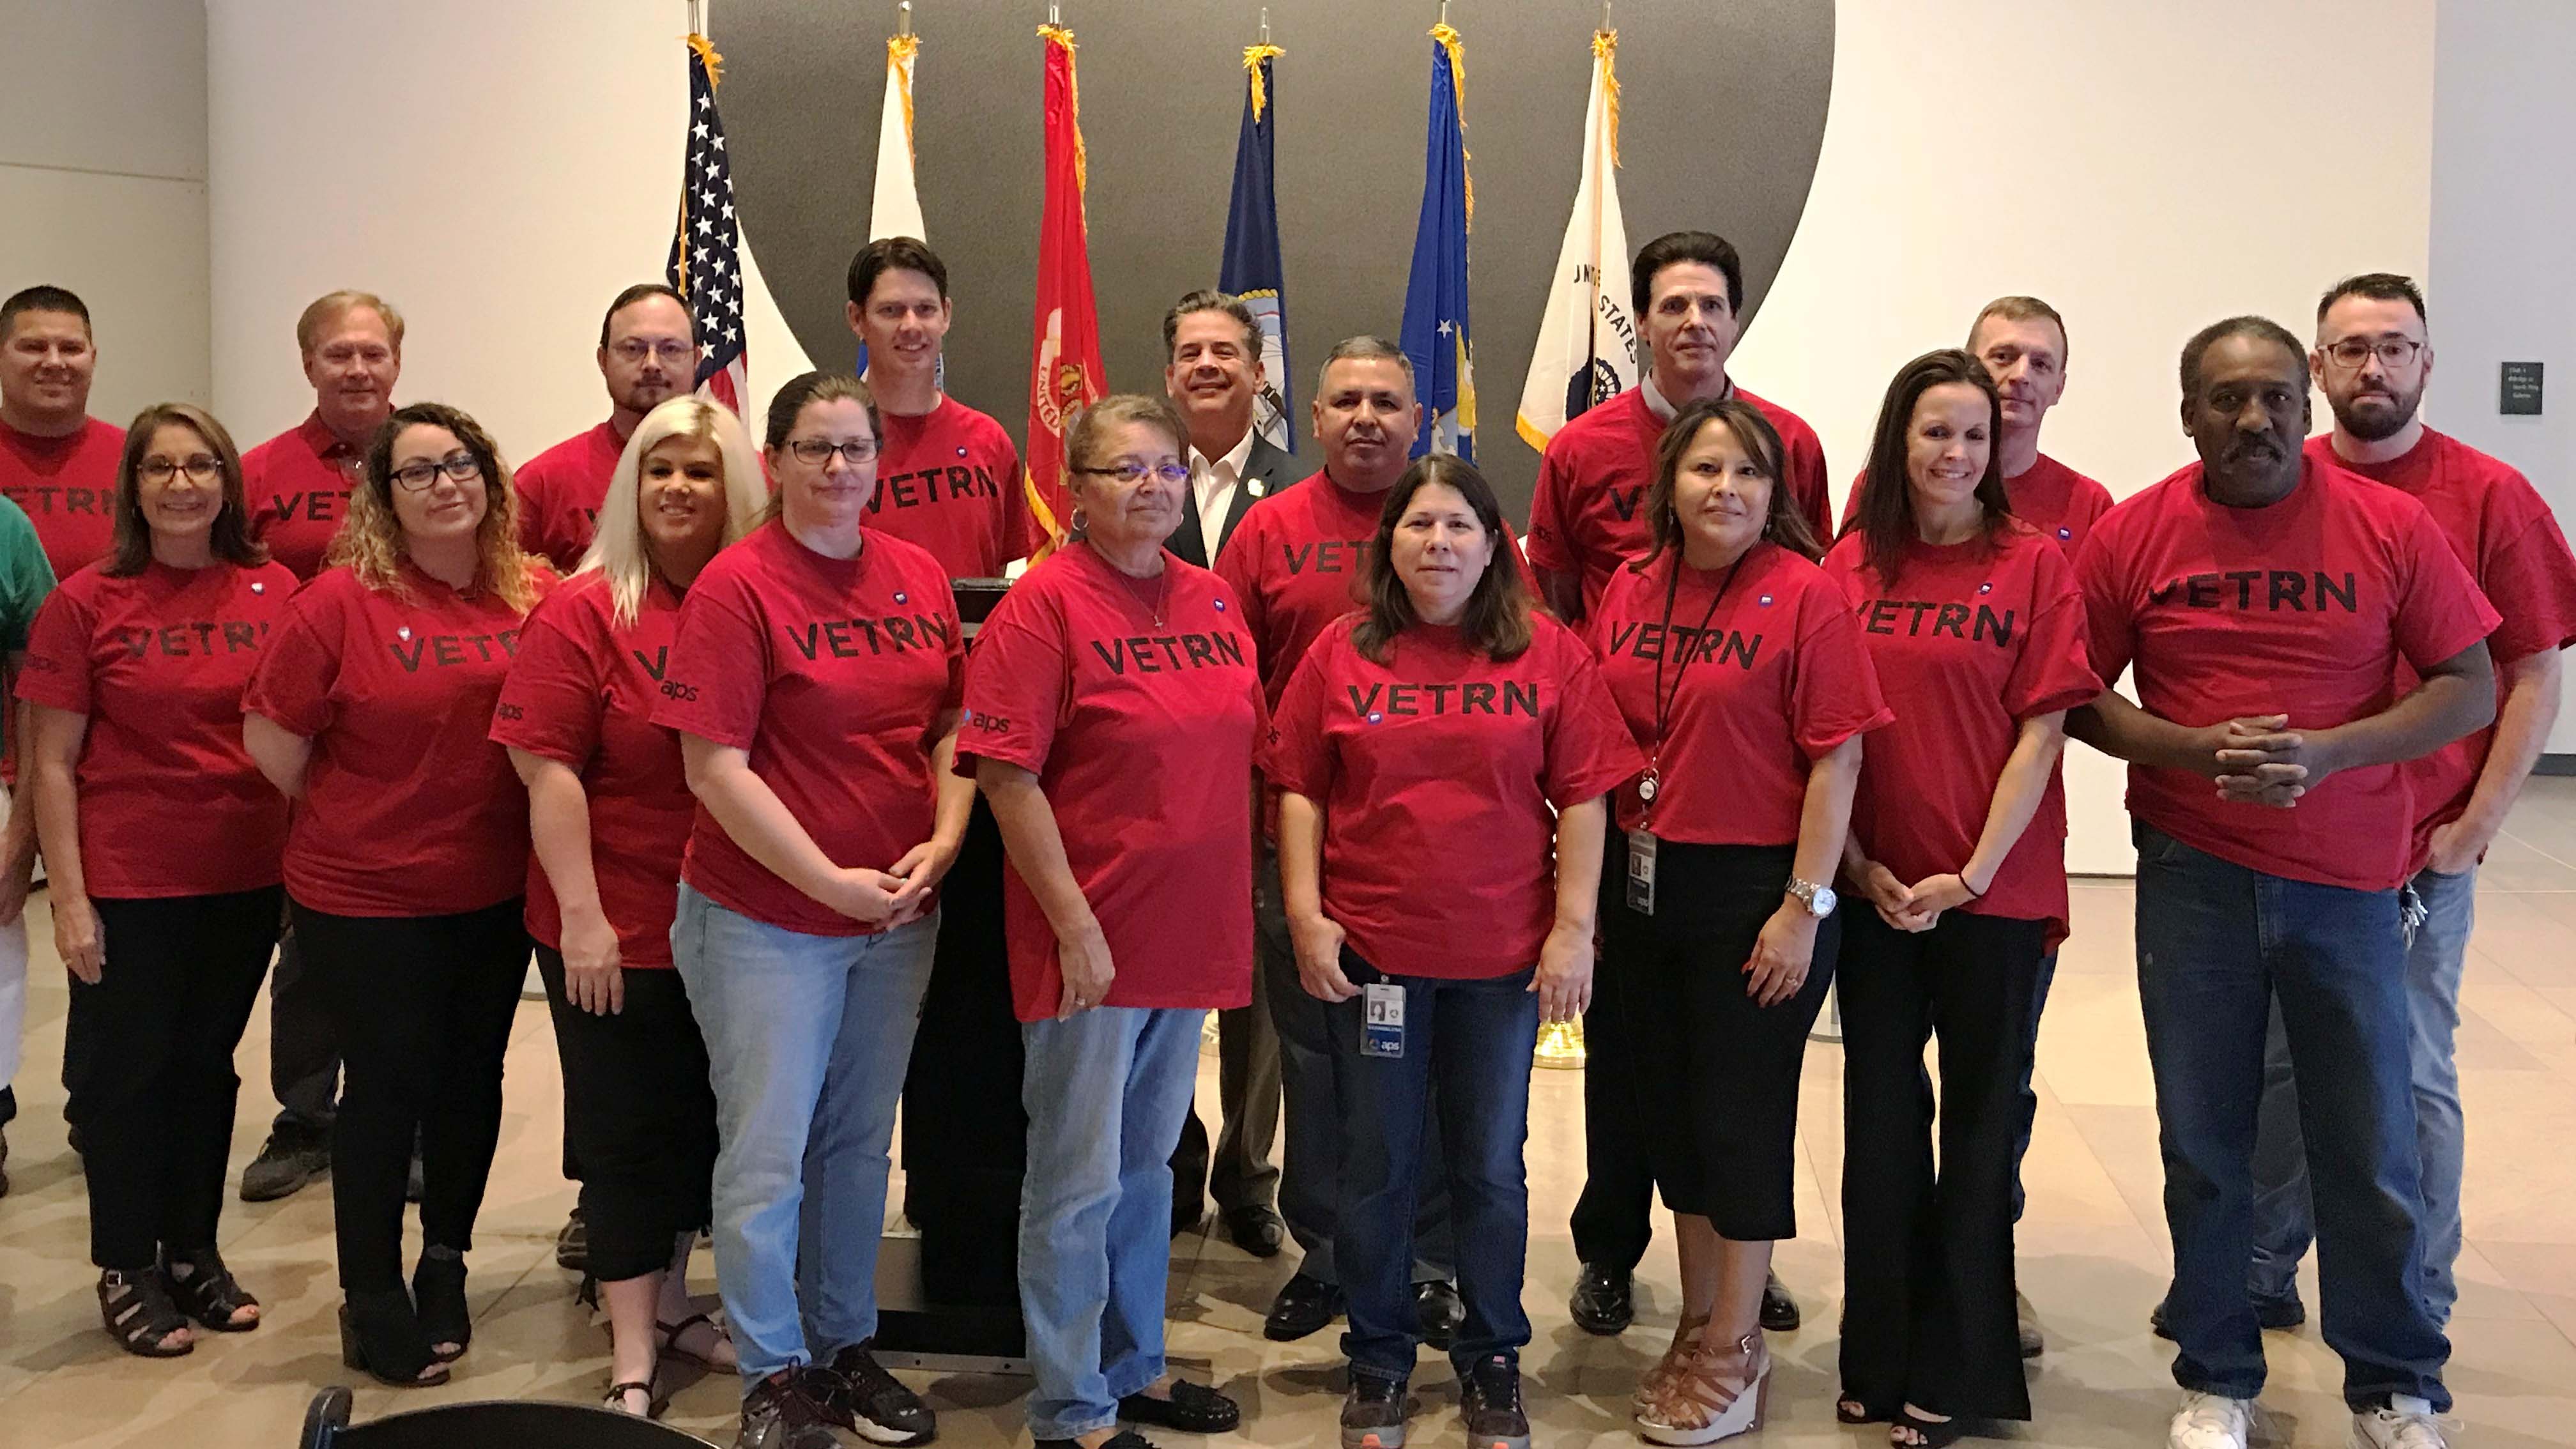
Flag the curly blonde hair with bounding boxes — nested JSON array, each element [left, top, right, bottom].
[[326, 401, 543, 612]]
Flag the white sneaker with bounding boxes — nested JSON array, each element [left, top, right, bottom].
[[2349, 1396, 2448, 1449], [2169, 1392, 2255, 1449]]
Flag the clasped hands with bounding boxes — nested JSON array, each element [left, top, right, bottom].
[[2202, 714, 2338, 809]]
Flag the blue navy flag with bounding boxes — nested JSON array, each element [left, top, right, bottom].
[[1401, 22, 1475, 461], [668, 33, 747, 415], [1222, 43, 1295, 453]]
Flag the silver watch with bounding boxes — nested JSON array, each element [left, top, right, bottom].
[[1786, 876, 1837, 919]]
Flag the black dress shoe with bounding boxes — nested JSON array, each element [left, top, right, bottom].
[[1568, 1262, 1633, 1336], [1119, 1379, 1240, 1434], [1264, 1273, 1343, 1342], [556, 1207, 590, 1273], [1759, 1270, 1801, 1332], [1411, 1278, 1464, 1350], [1221, 1204, 1285, 1258]]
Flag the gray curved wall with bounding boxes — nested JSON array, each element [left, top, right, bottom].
[[723, 0, 1832, 514]]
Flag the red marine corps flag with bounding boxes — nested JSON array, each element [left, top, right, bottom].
[[1024, 20, 1107, 549]]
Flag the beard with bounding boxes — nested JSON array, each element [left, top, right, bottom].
[[2330, 383, 2422, 443]]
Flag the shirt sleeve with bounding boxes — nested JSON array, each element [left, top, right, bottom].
[[2391, 510, 2503, 672], [15, 586, 95, 713], [999, 434, 1043, 564], [2477, 506, 2576, 664], [1524, 445, 1577, 577], [952, 591, 1068, 778], [512, 464, 553, 563], [1213, 514, 1271, 675], [652, 568, 769, 749], [0, 506, 56, 652], [2073, 525, 2135, 688], [1257, 637, 1337, 799], [1787, 582, 1894, 758], [2001, 545, 2106, 721], [489, 598, 605, 768], [1784, 432, 1834, 547], [1540, 632, 1648, 808], [241, 588, 345, 736]]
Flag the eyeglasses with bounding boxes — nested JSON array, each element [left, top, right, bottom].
[[609, 339, 695, 364], [138, 456, 220, 483], [1074, 461, 1192, 486], [2324, 337, 2423, 370], [785, 437, 880, 466], [390, 452, 483, 491]]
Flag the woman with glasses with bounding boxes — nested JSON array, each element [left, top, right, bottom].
[[241, 402, 551, 1388], [654, 371, 970, 1449], [493, 396, 766, 1416], [959, 394, 1262, 1449], [22, 405, 296, 1358]]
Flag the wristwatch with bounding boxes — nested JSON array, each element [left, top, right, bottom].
[[1786, 876, 1838, 919]]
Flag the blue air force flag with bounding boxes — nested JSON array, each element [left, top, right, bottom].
[[1401, 23, 1475, 461], [1222, 44, 1296, 453]]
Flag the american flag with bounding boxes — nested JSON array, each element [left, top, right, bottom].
[[668, 34, 747, 415]]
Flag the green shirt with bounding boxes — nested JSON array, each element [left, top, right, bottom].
[[0, 496, 58, 654]]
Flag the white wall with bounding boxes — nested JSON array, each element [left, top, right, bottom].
[[2428, 0, 2576, 754], [0, 0, 211, 424], [1732, 0, 2436, 871]]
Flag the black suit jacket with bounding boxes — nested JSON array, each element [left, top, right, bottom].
[[1168, 433, 1302, 569]]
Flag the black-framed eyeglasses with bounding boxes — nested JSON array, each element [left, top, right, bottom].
[[1075, 461, 1192, 486], [785, 437, 880, 466], [390, 452, 483, 491], [138, 456, 221, 483], [609, 339, 695, 364], [2324, 337, 2423, 370]]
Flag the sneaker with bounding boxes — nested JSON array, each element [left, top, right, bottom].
[[1341, 1374, 1408, 1449], [2168, 1392, 2255, 1449], [822, 1340, 936, 1445], [555, 1207, 589, 1273], [1459, 1355, 1530, 1449], [735, 1368, 843, 1449], [2350, 1396, 2448, 1449], [239, 1128, 330, 1202]]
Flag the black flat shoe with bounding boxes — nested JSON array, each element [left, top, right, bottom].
[[1759, 1271, 1801, 1332], [1121, 1380, 1240, 1434], [1222, 1204, 1285, 1259], [1411, 1279, 1464, 1351], [1569, 1262, 1633, 1336], [1264, 1273, 1343, 1342]]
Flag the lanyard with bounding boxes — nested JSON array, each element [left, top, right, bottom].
[[1641, 546, 1749, 809]]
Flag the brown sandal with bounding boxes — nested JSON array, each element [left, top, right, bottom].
[[1631, 1312, 1711, 1413], [1637, 1327, 1770, 1446]]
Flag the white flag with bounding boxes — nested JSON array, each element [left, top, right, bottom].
[[871, 34, 926, 243], [1515, 29, 1637, 452]]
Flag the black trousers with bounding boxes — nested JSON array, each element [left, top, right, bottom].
[[1570, 834, 1656, 1274], [535, 946, 717, 1282], [64, 887, 282, 1268], [296, 898, 529, 1294], [1837, 907, 2043, 1422], [266, 923, 339, 1135]]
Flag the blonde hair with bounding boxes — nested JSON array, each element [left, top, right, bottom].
[[327, 402, 543, 613], [296, 289, 406, 357], [579, 396, 769, 625]]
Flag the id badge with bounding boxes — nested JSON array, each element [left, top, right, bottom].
[[1361, 981, 1406, 1058], [1625, 828, 1659, 916]]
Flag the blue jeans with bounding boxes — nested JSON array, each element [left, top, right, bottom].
[[2250, 862, 2477, 1323], [1019, 1005, 1207, 1441], [1331, 954, 1540, 1386], [2131, 825, 2450, 1411], [672, 885, 939, 1388]]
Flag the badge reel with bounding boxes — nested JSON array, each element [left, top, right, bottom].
[[1361, 981, 1406, 1059], [1625, 770, 1660, 916]]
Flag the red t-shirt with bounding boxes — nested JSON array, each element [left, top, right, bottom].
[[243, 562, 548, 916], [867, 397, 1036, 580], [2302, 431, 2576, 864], [243, 413, 365, 581], [2077, 458, 2501, 893], [0, 417, 122, 582], [1262, 614, 1641, 979], [1524, 385, 1834, 620], [1825, 525, 2102, 933], [491, 571, 691, 967], [651, 520, 963, 936], [1589, 542, 1890, 843], [1839, 453, 2115, 559], [17, 559, 298, 898], [514, 421, 625, 574], [953, 544, 1264, 1021]]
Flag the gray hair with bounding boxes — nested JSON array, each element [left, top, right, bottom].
[[1314, 335, 1414, 399]]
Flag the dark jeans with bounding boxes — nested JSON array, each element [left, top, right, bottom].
[[1838, 907, 2040, 1422], [296, 899, 530, 1294], [1330, 951, 1539, 1385], [1262, 849, 1453, 1287], [2009, 950, 2058, 1222], [65, 888, 281, 1267], [535, 947, 717, 1283], [2132, 824, 2450, 1411], [266, 924, 339, 1135]]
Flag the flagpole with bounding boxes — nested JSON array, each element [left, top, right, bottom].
[[898, 1, 912, 38], [1584, 24, 1610, 378]]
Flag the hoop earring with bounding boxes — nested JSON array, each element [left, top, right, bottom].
[[1068, 507, 1090, 538]]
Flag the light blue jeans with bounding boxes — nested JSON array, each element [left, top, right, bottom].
[[2251, 861, 2478, 1324], [1019, 1005, 1207, 1441], [673, 884, 939, 1388]]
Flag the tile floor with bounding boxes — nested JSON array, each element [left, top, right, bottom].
[[5, 781, 2576, 1448]]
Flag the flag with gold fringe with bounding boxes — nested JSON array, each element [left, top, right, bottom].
[[1516, 26, 1636, 451], [668, 31, 747, 415], [1401, 22, 1475, 460], [855, 19, 928, 377], [1222, 40, 1294, 452], [1023, 22, 1107, 548]]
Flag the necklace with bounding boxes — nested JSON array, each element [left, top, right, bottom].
[[1098, 546, 1170, 627]]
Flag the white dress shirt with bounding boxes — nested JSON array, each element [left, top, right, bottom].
[[1190, 429, 1259, 561]]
